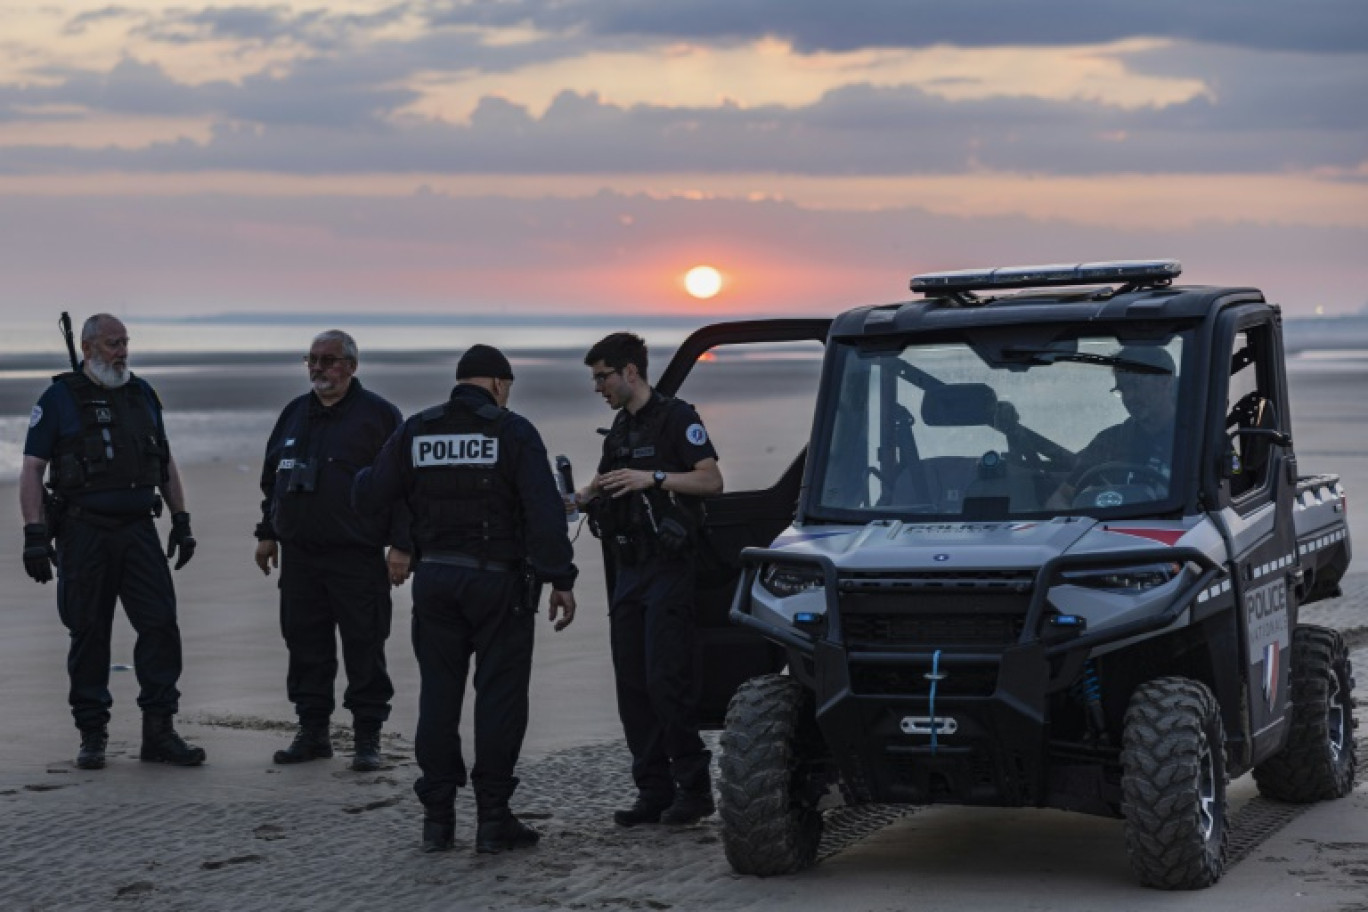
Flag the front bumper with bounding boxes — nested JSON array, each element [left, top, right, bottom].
[[730, 546, 1220, 808]]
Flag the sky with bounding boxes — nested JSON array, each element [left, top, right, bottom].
[[0, 0, 1365, 322]]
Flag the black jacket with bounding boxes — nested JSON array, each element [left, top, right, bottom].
[[353, 384, 577, 591], [259, 378, 411, 551]]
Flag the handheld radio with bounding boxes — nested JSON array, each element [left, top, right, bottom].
[[555, 455, 579, 523]]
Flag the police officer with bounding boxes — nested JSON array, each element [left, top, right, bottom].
[[353, 344, 577, 854], [19, 314, 205, 769], [572, 332, 722, 828], [1046, 345, 1177, 508], [254, 330, 411, 771]]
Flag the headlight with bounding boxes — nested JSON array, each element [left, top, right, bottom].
[[1062, 562, 1183, 593], [759, 562, 825, 598]]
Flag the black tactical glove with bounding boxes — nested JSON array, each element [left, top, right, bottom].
[[23, 523, 55, 584], [166, 512, 196, 570]]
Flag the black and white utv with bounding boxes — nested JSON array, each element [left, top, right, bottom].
[[652, 260, 1355, 889]]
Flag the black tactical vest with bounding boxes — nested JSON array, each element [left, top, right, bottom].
[[49, 372, 169, 496], [597, 393, 703, 549], [408, 396, 522, 562]]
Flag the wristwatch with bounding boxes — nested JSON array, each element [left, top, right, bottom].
[[652, 470, 667, 489]]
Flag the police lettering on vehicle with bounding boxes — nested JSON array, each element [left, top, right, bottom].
[[1246, 576, 1289, 653], [1245, 577, 1289, 712], [413, 433, 499, 467]]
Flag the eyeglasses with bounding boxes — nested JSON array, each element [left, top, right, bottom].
[[591, 368, 620, 385], [304, 354, 354, 369]]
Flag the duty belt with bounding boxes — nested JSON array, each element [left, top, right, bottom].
[[65, 505, 152, 531], [420, 551, 518, 574]]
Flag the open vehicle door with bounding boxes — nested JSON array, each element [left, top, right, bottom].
[[651, 319, 831, 727]]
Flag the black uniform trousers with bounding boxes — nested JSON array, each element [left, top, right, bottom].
[[410, 562, 535, 819], [55, 515, 182, 730], [609, 555, 710, 803], [278, 544, 394, 725]]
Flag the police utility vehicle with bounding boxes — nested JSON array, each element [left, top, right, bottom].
[[651, 260, 1354, 889]]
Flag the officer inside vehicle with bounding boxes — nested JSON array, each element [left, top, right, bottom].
[[254, 330, 412, 772], [1048, 344, 1178, 508], [571, 332, 723, 828], [19, 314, 206, 770], [352, 344, 577, 854]]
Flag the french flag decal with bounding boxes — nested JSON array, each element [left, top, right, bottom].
[[1262, 643, 1280, 710]]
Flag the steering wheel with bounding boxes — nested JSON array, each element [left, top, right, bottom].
[[1074, 461, 1168, 491]]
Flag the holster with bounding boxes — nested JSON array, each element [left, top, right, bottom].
[[43, 490, 68, 540], [514, 563, 541, 615]]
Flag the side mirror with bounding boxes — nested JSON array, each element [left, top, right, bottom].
[[1223, 395, 1288, 479]]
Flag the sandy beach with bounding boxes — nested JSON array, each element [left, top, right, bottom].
[[1, 348, 1365, 911]]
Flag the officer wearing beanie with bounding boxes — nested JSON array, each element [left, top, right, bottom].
[[353, 344, 577, 854], [19, 313, 205, 770]]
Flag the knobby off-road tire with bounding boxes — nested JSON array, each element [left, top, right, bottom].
[[1120, 677, 1228, 890], [1253, 625, 1358, 802], [719, 674, 824, 876]]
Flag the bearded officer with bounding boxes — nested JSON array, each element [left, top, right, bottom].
[[19, 314, 205, 770], [353, 344, 577, 854]]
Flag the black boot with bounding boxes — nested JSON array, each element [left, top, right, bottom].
[[612, 794, 672, 828], [660, 789, 715, 826], [421, 796, 456, 853], [139, 714, 206, 766], [475, 812, 541, 854], [76, 726, 108, 770], [274, 721, 333, 764], [350, 720, 383, 772], [422, 818, 455, 853]]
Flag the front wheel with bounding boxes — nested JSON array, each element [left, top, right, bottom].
[[719, 674, 826, 876], [1121, 677, 1228, 890], [1253, 625, 1358, 802]]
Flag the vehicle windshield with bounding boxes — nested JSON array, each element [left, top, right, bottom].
[[812, 328, 1190, 521]]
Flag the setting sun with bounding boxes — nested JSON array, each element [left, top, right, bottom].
[[684, 265, 723, 300]]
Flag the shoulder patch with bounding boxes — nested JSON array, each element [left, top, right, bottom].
[[685, 423, 708, 446], [29, 404, 43, 428]]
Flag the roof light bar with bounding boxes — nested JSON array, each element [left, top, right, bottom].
[[910, 259, 1181, 294]]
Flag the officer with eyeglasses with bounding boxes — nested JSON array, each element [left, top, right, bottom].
[[254, 330, 411, 771], [353, 344, 577, 855], [19, 313, 205, 770], [571, 332, 723, 829]]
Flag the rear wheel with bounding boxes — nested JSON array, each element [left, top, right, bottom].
[[1253, 625, 1358, 801], [1120, 677, 1228, 890], [719, 674, 826, 876]]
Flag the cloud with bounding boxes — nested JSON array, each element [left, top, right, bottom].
[[0, 188, 1362, 316], [420, 0, 1368, 54], [126, 3, 411, 50], [1, 55, 418, 129], [63, 6, 145, 36], [2, 68, 1363, 177]]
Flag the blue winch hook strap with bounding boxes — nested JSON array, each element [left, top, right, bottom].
[[928, 649, 942, 755]]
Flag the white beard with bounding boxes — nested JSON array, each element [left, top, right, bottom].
[[88, 356, 130, 389]]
